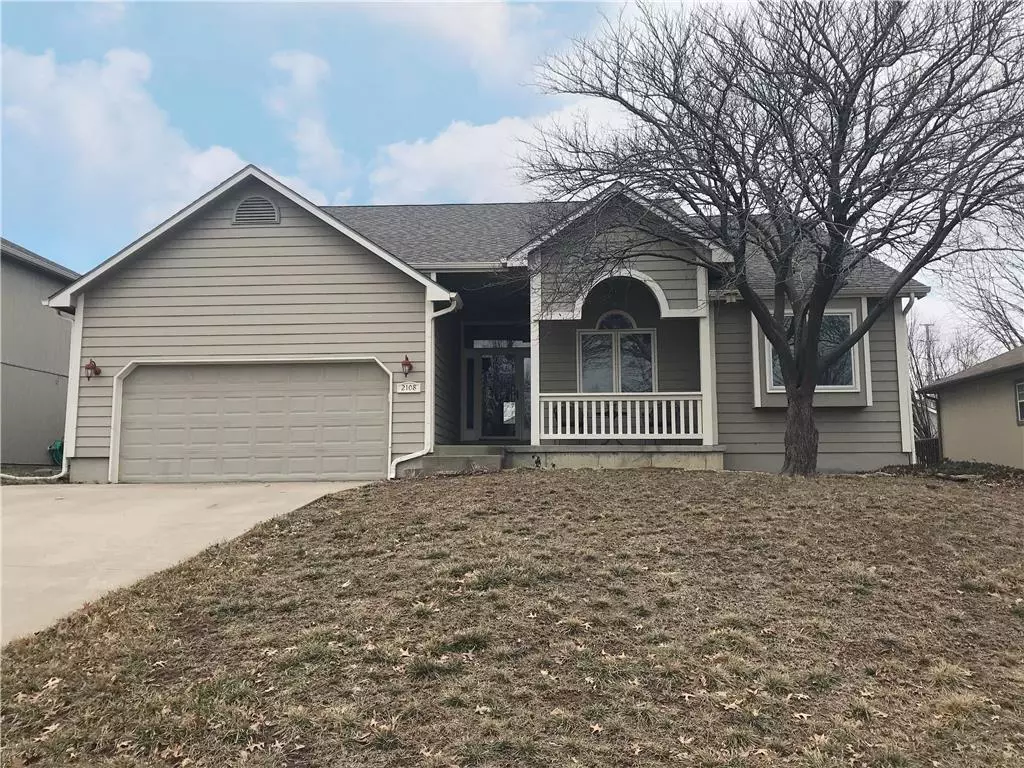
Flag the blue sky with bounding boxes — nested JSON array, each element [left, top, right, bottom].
[[2, 1, 608, 272]]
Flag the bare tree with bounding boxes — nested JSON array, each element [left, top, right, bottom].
[[524, 0, 1024, 474], [907, 316, 986, 439], [944, 238, 1024, 351]]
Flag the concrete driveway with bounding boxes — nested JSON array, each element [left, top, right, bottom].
[[1, 481, 364, 643]]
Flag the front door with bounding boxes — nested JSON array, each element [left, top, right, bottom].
[[462, 349, 530, 442]]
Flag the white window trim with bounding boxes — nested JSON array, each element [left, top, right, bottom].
[[764, 309, 861, 394], [577, 327, 659, 393], [1015, 380, 1024, 425]]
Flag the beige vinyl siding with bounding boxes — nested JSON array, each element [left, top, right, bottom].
[[434, 310, 461, 443], [74, 179, 428, 463], [937, 371, 1024, 469], [714, 301, 907, 472], [539, 229, 701, 316], [632, 251, 699, 309], [539, 321, 578, 392]]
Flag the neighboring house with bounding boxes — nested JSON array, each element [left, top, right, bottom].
[[45, 165, 927, 483], [919, 347, 1024, 469], [1, 239, 79, 465]]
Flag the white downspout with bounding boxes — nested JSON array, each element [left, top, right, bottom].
[[388, 292, 461, 478]]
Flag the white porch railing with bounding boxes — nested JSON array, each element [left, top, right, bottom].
[[539, 392, 703, 440]]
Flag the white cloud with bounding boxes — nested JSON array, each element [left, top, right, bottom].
[[82, 0, 127, 27], [267, 51, 347, 188], [371, 115, 538, 204], [363, 1, 548, 83], [1, 46, 330, 261], [1, 47, 249, 232], [369, 97, 627, 204]]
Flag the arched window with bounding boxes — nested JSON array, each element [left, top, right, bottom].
[[233, 195, 280, 225], [580, 310, 655, 393], [595, 310, 637, 330]]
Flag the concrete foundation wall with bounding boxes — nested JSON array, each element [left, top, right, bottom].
[[505, 447, 724, 471], [68, 457, 110, 483]]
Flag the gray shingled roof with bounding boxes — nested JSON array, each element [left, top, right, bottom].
[[1, 237, 78, 282], [322, 201, 928, 297], [919, 346, 1024, 393], [324, 202, 572, 267]]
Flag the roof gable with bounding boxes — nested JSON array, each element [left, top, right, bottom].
[[46, 165, 451, 309]]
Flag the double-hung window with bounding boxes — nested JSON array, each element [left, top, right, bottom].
[[579, 310, 655, 393], [1015, 380, 1024, 424], [767, 311, 858, 391]]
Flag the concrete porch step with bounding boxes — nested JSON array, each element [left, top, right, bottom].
[[397, 453, 504, 479]]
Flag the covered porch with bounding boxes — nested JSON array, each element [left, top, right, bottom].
[[433, 269, 717, 449]]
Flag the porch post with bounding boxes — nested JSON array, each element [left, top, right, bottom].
[[699, 307, 718, 446], [530, 268, 541, 445]]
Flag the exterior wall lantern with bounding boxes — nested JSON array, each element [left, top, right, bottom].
[[84, 359, 102, 380], [401, 356, 414, 377]]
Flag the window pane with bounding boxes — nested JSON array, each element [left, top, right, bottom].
[[619, 333, 654, 392], [1016, 382, 1024, 421], [771, 347, 785, 388], [769, 315, 854, 389], [597, 311, 636, 330], [818, 315, 853, 386], [465, 358, 475, 429], [581, 333, 613, 392]]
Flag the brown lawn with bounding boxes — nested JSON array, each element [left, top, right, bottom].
[[2, 469, 1022, 767]]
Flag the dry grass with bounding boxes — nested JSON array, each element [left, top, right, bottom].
[[2, 469, 1022, 767]]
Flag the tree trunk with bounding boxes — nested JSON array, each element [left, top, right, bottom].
[[781, 388, 819, 476]]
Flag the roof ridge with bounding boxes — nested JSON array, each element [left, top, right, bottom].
[[323, 201, 562, 210]]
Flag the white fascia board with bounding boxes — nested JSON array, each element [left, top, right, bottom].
[[47, 165, 450, 308]]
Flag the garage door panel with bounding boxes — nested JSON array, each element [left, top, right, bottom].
[[118, 362, 388, 482]]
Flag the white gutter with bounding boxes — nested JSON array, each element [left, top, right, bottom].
[[410, 262, 506, 272], [388, 292, 462, 478]]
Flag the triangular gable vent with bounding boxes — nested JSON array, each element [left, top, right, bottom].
[[234, 195, 280, 225]]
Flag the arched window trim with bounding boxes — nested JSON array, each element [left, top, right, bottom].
[[595, 309, 637, 330]]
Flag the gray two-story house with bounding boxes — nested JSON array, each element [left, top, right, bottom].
[[2, 238, 78, 466], [44, 166, 926, 482]]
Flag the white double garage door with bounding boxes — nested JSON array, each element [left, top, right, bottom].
[[117, 362, 389, 483]]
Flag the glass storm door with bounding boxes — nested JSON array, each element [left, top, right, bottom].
[[481, 354, 517, 438], [462, 349, 530, 442]]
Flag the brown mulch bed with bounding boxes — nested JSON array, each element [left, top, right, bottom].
[[2, 469, 1022, 767]]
